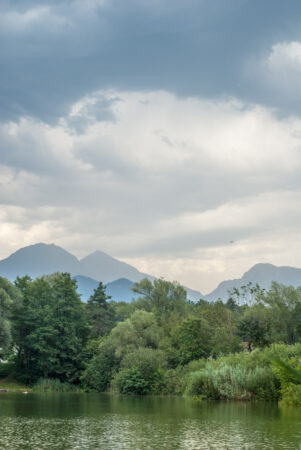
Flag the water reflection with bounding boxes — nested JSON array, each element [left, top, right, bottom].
[[0, 394, 300, 449]]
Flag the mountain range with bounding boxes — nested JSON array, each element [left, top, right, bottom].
[[205, 262, 301, 302], [0, 243, 301, 303], [0, 243, 201, 302]]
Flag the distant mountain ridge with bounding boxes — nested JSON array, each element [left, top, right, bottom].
[[0, 243, 151, 284], [205, 263, 301, 302], [0, 243, 203, 302], [1, 244, 301, 303], [74, 275, 136, 303]]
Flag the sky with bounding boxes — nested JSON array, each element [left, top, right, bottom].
[[1, 0, 301, 293]]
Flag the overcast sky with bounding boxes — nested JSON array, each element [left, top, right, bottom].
[[1, 0, 301, 293]]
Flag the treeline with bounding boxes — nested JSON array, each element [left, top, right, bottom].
[[0, 274, 301, 403]]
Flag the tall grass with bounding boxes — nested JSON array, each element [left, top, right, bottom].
[[185, 343, 301, 401], [33, 378, 81, 393], [186, 363, 279, 400]]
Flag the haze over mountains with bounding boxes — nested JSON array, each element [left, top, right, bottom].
[[205, 263, 301, 302], [1, 243, 301, 303], [0, 243, 149, 284], [0, 243, 201, 302]]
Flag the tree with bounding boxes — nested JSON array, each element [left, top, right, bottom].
[[86, 282, 115, 337], [262, 283, 301, 345], [112, 348, 167, 395], [81, 337, 119, 392], [110, 310, 162, 358], [199, 300, 240, 356], [169, 316, 213, 365], [12, 273, 89, 383], [82, 310, 163, 391], [227, 282, 265, 305], [237, 304, 271, 347], [132, 278, 188, 329], [0, 277, 22, 357]]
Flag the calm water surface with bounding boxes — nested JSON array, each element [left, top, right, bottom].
[[0, 393, 300, 449]]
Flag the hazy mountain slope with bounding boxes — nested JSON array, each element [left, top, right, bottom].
[[73, 275, 99, 301], [79, 250, 153, 283], [74, 275, 136, 303], [0, 244, 152, 284], [106, 278, 136, 303], [74, 275, 202, 303], [5, 244, 300, 305], [0, 243, 204, 302], [0, 243, 80, 281], [205, 263, 301, 302]]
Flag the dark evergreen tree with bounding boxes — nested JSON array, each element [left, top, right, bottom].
[[86, 282, 115, 337]]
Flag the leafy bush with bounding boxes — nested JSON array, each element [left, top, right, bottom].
[[112, 347, 167, 395], [272, 357, 301, 388], [186, 367, 220, 400], [81, 338, 119, 392], [113, 367, 151, 395], [280, 384, 301, 406], [170, 317, 213, 366]]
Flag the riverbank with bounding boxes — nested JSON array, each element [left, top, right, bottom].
[[0, 377, 30, 393]]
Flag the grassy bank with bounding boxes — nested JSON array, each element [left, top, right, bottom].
[[32, 378, 82, 393], [0, 377, 30, 393]]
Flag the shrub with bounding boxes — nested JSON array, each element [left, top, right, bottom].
[[81, 338, 119, 392], [280, 384, 301, 406], [186, 367, 220, 400], [113, 367, 150, 395], [112, 347, 167, 395]]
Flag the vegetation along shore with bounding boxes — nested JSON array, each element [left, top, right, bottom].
[[0, 273, 301, 405]]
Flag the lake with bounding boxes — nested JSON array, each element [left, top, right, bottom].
[[0, 393, 300, 449]]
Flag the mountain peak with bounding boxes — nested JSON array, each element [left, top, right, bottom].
[[205, 262, 301, 302], [0, 242, 80, 280], [0, 243, 149, 284], [80, 250, 115, 262]]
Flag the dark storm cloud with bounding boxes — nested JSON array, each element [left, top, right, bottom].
[[1, 0, 301, 123]]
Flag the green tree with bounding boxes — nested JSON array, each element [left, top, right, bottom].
[[263, 283, 301, 345], [237, 304, 271, 347], [169, 316, 213, 366], [86, 282, 115, 337], [12, 273, 89, 383], [0, 277, 22, 357], [110, 310, 162, 358], [227, 282, 265, 305], [81, 337, 119, 392], [199, 301, 240, 356], [132, 278, 188, 329], [112, 347, 167, 395], [82, 310, 163, 391]]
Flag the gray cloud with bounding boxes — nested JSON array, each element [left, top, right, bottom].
[[2, 1, 301, 291], [1, 0, 301, 123]]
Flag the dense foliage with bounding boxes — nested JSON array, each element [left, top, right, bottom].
[[0, 274, 301, 403]]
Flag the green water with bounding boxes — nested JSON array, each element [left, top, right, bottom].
[[0, 394, 300, 449]]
